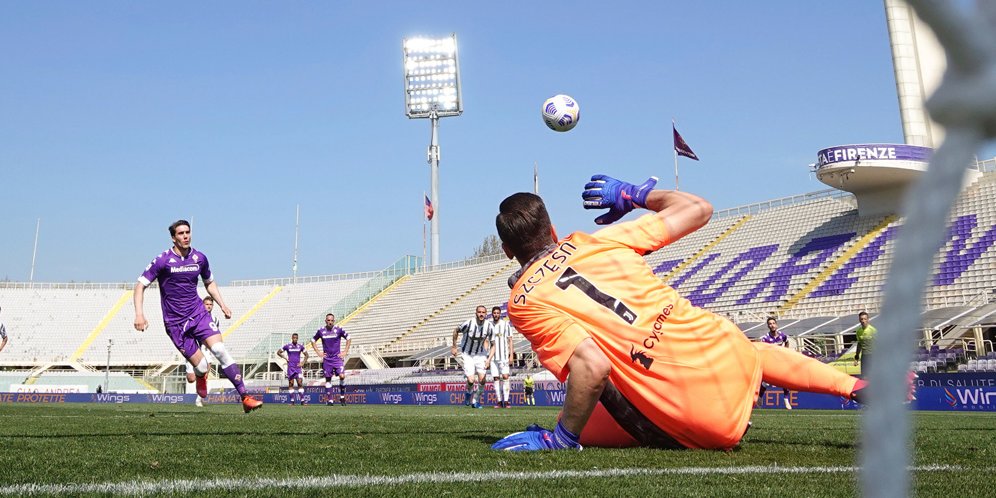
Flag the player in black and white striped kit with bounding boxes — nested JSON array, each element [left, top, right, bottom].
[[452, 305, 492, 409], [486, 306, 515, 408], [0, 306, 9, 354]]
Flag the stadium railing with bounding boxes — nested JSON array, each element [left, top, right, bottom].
[[710, 188, 854, 220], [230, 255, 422, 287]]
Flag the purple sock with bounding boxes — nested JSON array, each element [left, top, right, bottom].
[[221, 364, 246, 397]]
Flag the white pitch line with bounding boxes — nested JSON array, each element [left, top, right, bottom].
[[0, 465, 965, 496]]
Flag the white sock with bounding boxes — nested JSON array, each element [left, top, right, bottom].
[[208, 342, 235, 368], [192, 357, 209, 376], [503, 378, 511, 402]]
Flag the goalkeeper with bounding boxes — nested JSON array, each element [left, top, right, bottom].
[[491, 175, 888, 451]]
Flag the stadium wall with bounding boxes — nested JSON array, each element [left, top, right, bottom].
[[3, 373, 995, 411]]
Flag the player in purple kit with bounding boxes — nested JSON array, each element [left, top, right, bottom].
[[277, 333, 309, 405], [133, 219, 262, 413], [758, 317, 793, 410], [310, 313, 351, 406]]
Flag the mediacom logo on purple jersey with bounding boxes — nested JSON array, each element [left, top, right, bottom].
[[169, 265, 200, 273]]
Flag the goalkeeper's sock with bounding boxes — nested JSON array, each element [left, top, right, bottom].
[[756, 342, 858, 397], [552, 421, 581, 449]]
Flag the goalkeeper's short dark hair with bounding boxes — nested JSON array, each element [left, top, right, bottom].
[[496, 192, 553, 261]]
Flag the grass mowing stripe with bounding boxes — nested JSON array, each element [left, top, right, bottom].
[[0, 465, 965, 496]]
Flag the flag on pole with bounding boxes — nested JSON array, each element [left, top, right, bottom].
[[673, 124, 699, 161], [424, 194, 434, 221]]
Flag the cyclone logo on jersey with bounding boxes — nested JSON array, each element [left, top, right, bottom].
[[630, 345, 654, 370]]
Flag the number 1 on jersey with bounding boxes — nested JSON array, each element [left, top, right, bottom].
[[555, 267, 637, 324]]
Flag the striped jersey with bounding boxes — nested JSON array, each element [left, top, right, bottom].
[[458, 318, 492, 356], [489, 319, 514, 362]]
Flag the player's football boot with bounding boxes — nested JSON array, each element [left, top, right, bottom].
[[242, 396, 263, 413], [195, 374, 208, 399]]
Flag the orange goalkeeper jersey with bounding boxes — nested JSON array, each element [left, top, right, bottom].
[[507, 213, 761, 450]]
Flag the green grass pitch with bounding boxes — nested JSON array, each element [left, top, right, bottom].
[[0, 404, 993, 497]]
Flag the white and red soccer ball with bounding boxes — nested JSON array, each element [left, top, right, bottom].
[[541, 94, 580, 132]]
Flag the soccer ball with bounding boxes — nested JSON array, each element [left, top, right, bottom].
[[541, 94, 580, 132]]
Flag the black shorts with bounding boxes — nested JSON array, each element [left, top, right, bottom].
[[524, 387, 534, 395]]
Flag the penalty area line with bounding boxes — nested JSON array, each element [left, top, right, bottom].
[[0, 465, 966, 496]]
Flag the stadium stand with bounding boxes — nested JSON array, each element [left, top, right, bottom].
[[0, 371, 149, 392], [223, 278, 371, 359], [343, 255, 515, 354], [0, 285, 131, 365], [791, 173, 996, 317], [4, 167, 996, 389]]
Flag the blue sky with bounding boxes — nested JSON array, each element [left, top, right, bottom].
[[0, 2, 990, 283]]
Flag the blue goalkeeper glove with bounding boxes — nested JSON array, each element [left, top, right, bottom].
[[582, 174, 658, 225], [491, 421, 583, 451]]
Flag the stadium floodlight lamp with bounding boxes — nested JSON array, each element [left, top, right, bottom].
[[403, 34, 462, 118], [402, 33, 463, 268]]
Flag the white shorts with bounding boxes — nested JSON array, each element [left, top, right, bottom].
[[490, 359, 510, 378], [461, 353, 487, 378]]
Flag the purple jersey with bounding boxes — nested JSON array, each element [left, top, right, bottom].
[[282, 342, 306, 364], [313, 326, 349, 357], [761, 331, 788, 345], [138, 248, 213, 325]]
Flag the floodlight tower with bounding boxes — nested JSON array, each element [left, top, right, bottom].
[[403, 34, 463, 267]]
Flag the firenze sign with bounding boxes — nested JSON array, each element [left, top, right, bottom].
[[817, 144, 932, 169]]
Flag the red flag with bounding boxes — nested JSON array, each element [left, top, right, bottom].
[[424, 194, 434, 221], [673, 124, 699, 161]]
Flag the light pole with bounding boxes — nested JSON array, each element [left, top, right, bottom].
[[403, 34, 463, 267]]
